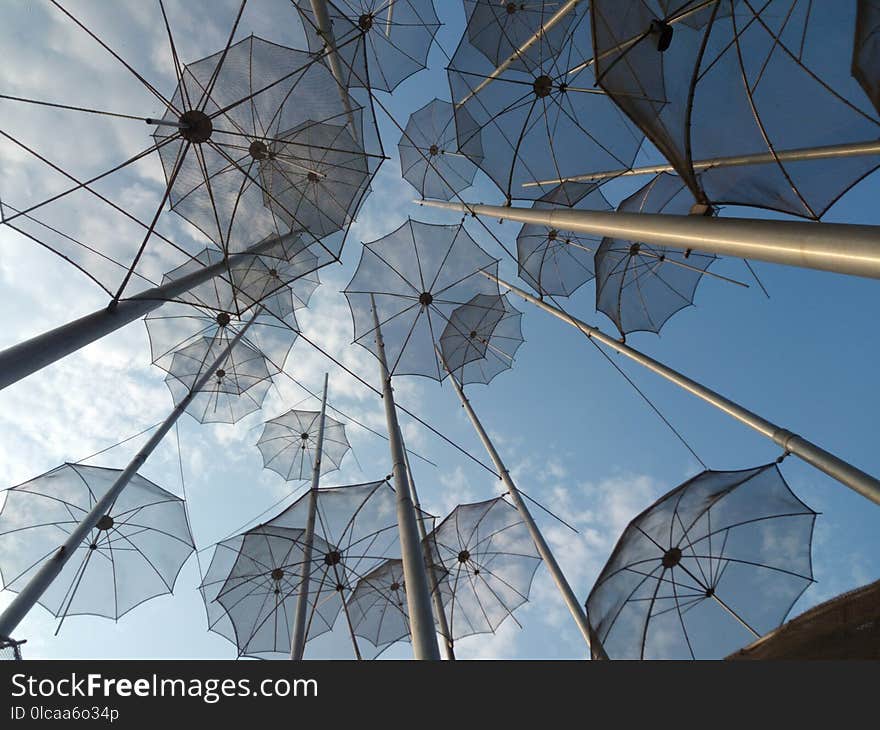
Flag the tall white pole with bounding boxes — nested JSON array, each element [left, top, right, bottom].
[[402, 445, 455, 659], [0, 319, 254, 640], [487, 273, 880, 506], [417, 198, 880, 280], [436, 346, 592, 651], [289, 373, 328, 660], [370, 297, 441, 660], [0, 232, 301, 392]]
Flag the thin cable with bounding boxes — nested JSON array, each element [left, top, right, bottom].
[[72, 420, 164, 465]]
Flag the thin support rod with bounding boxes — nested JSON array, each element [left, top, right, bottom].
[[417, 198, 880, 280], [290, 373, 328, 660], [457, 0, 583, 106], [522, 139, 880, 188], [486, 273, 880, 507], [0, 319, 252, 639], [438, 347, 592, 650], [0, 231, 300, 392], [402, 446, 455, 660], [371, 297, 441, 660], [145, 118, 189, 129]]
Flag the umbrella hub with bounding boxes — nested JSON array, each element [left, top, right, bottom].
[[249, 140, 268, 160], [506, 3, 520, 14], [307, 171, 321, 183], [268, 268, 279, 279], [469, 330, 478, 339], [271, 567, 285, 582], [216, 311, 231, 327], [179, 109, 213, 143], [457, 549, 470, 563], [301, 432, 310, 440], [96, 514, 114, 531], [390, 581, 401, 592], [629, 243, 641, 257], [547, 229, 558, 241], [216, 369, 226, 380], [335, 583, 345, 592], [533, 75, 554, 98], [649, 19, 674, 53], [429, 144, 439, 156], [358, 13, 373, 31], [324, 550, 342, 566], [661, 546, 682, 569], [418, 291, 433, 306]]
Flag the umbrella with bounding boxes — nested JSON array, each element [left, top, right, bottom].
[[152, 35, 378, 260], [256, 409, 351, 482], [200, 525, 340, 658], [0, 463, 194, 629], [343, 218, 501, 380], [164, 335, 275, 425], [398, 98, 482, 200], [854, 1, 880, 116], [516, 181, 612, 297], [438, 293, 524, 386], [425, 497, 542, 643], [585, 463, 817, 659], [448, 5, 644, 203], [594, 173, 719, 337], [590, 1, 880, 219], [345, 558, 413, 656], [295, 0, 441, 93]]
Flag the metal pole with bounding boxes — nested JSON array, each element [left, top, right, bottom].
[[289, 373, 328, 660], [402, 444, 455, 659], [417, 198, 880, 280], [486, 273, 880, 507], [436, 346, 592, 651], [0, 319, 254, 639], [370, 297, 441, 660], [457, 0, 583, 106], [522, 140, 880, 188], [309, 0, 359, 140], [0, 232, 301, 392]]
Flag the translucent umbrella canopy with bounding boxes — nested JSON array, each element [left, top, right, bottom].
[[145, 299, 298, 375], [595, 173, 716, 337], [256, 409, 351, 482], [463, 0, 583, 70], [295, 0, 441, 93], [258, 120, 373, 243], [264, 480, 429, 656], [438, 293, 524, 386], [0, 463, 194, 626], [160, 233, 320, 319], [398, 98, 482, 200], [448, 5, 644, 203], [344, 218, 501, 380], [516, 181, 612, 297], [585, 464, 817, 660], [199, 525, 340, 658], [425, 497, 542, 642], [164, 336, 275, 425], [345, 558, 411, 655], [152, 35, 376, 258], [590, 1, 880, 219]]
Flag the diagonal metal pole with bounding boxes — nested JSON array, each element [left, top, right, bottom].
[[402, 443, 455, 659], [417, 198, 880, 280], [486, 273, 880, 506], [370, 297, 441, 660], [0, 317, 254, 640], [290, 372, 328, 660], [436, 346, 592, 651], [521, 140, 880, 188], [0, 232, 305, 392]]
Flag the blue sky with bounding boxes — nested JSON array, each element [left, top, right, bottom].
[[0, 0, 878, 660]]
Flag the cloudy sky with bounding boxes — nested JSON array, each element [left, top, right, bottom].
[[1, 0, 879, 660]]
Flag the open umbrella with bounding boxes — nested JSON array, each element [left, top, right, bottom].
[[256, 409, 351, 482], [585, 463, 817, 659]]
